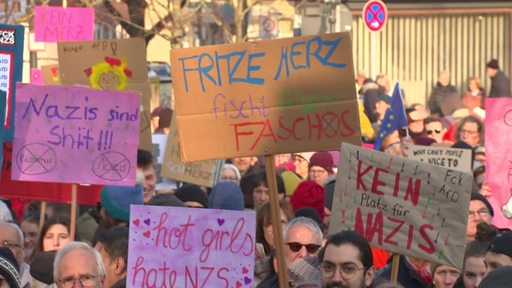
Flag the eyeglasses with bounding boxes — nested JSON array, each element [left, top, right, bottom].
[[460, 129, 477, 135], [469, 209, 490, 218], [0, 240, 21, 249], [321, 262, 366, 280], [220, 176, 238, 182], [426, 128, 442, 135], [58, 275, 98, 288], [285, 242, 321, 254], [309, 169, 327, 175]]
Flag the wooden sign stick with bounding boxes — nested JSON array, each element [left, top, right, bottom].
[[69, 184, 77, 241], [264, 155, 289, 288], [390, 253, 400, 283]]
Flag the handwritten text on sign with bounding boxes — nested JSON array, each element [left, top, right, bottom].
[[127, 205, 255, 288], [408, 145, 472, 173], [13, 84, 140, 186], [329, 143, 472, 268], [34, 6, 94, 43], [171, 32, 361, 162]]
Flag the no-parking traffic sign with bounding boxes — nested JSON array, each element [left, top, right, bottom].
[[363, 0, 388, 32]]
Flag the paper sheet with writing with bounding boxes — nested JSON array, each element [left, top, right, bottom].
[[329, 143, 472, 268], [12, 84, 140, 185], [127, 205, 256, 288]]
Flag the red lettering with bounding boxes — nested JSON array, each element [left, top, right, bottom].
[[217, 267, 229, 288], [153, 213, 194, 251], [384, 217, 404, 246], [232, 122, 261, 151], [291, 116, 305, 140], [371, 167, 388, 195], [249, 119, 277, 150], [307, 112, 323, 139], [227, 218, 255, 256], [277, 116, 292, 140], [393, 172, 400, 197], [340, 110, 356, 136], [407, 223, 414, 249], [185, 266, 198, 288], [200, 267, 215, 288], [356, 160, 372, 191], [354, 208, 383, 245], [321, 111, 340, 137], [405, 178, 421, 206], [418, 224, 435, 254]]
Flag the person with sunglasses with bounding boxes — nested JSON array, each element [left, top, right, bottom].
[[318, 230, 375, 288], [424, 117, 448, 144]]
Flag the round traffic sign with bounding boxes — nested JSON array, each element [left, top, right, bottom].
[[363, 0, 388, 32]]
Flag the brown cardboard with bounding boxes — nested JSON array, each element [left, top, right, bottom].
[[41, 64, 61, 85], [170, 32, 361, 162], [57, 38, 152, 151], [161, 112, 223, 187]]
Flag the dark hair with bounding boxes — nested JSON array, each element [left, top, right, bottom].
[[31, 215, 78, 262], [319, 230, 373, 269], [240, 172, 286, 209], [97, 226, 129, 272], [424, 116, 443, 126], [455, 115, 484, 140], [255, 200, 294, 255], [137, 149, 154, 168], [463, 240, 490, 270]]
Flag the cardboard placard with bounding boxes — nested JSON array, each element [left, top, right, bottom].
[[485, 99, 512, 228], [41, 64, 61, 85], [330, 143, 472, 268], [57, 38, 152, 151], [171, 32, 361, 162], [30, 68, 45, 85], [127, 205, 256, 287], [161, 113, 223, 187], [13, 84, 140, 186], [0, 24, 24, 141], [34, 6, 94, 43], [408, 144, 472, 173], [151, 134, 178, 191]]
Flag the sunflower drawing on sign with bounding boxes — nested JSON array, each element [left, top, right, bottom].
[[84, 57, 133, 90]]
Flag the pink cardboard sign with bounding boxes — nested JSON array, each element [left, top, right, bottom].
[[485, 99, 512, 229], [34, 6, 94, 43], [127, 205, 256, 288], [12, 84, 140, 186], [30, 68, 44, 85]]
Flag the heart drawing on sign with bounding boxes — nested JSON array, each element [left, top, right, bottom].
[[217, 218, 225, 226], [244, 276, 252, 285], [236, 281, 242, 288], [132, 219, 140, 227], [242, 267, 249, 274], [143, 231, 151, 238], [144, 218, 151, 226]]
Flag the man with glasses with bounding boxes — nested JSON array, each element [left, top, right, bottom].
[[467, 193, 494, 241], [54, 242, 105, 288], [424, 117, 448, 144], [456, 115, 483, 149], [319, 230, 374, 288], [0, 222, 29, 288]]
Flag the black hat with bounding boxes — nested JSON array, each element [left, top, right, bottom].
[[486, 59, 500, 70], [175, 184, 209, 208], [30, 250, 57, 285], [479, 266, 512, 288], [0, 247, 20, 288], [471, 192, 494, 217], [488, 231, 512, 258]]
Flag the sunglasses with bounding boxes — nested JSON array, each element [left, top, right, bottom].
[[426, 128, 442, 135], [286, 242, 321, 253]]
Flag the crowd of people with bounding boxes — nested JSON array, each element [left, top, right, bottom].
[[0, 59, 510, 288]]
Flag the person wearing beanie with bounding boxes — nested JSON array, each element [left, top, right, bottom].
[[147, 193, 185, 207], [99, 183, 144, 230], [30, 250, 56, 286], [290, 180, 325, 221], [281, 170, 301, 198], [430, 263, 460, 288], [174, 184, 209, 208], [0, 247, 21, 288], [467, 192, 494, 241], [485, 231, 512, 272], [293, 152, 315, 180], [208, 182, 244, 211], [323, 177, 336, 229], [308, 152, 334, 186], [479, 266, 512, 288], [486, 58, 511, 98]]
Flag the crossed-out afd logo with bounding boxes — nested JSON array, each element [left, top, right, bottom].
[[0, 29, 15, 46]]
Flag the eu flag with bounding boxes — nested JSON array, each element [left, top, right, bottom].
[[373, 82, 408, 151]]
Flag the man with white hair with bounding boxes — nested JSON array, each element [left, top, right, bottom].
[[54, 242, 105, 288], [0, 222, 30, 288]]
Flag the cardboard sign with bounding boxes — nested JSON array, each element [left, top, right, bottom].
[[161, 113, 224, 187], [0, 24, 24, 141], [0, 142, 102, 205], [13, 84, 140, 186], [151, 134, 178, 192], [485, 99, 512, 228], [30, 68, 45, 85], [171, 32, 361, 162], [34, 6, 94, 42], [408, 145, 472, 173], [57, 38, 152, 151], [41, 64, 61, 85], [330, 143, 472, 268], [127, 205, 256, 287]]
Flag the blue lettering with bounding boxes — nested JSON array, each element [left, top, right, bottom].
[[290, 41, 306, 70], [246, 52, 264, 85], [274, 47, 290, 80], [198, 53, 217, 92], [179, 55, 200, 93], [22, 94, 49, 119]]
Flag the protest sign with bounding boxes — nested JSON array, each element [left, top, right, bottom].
[[34, 6, 94, 43], [162, 113, 223, 187], [485, 99, 512, 228], [329, 143, 472, 268], [12, 84, 140, 186], [41, 64, 60, 85], [127, 205, 256, 288], [0, 24, 23, 141], [57, 38, 152, 151], [171, 32, 361, 162], [152, 134, 178, 192], [0, 142, 102, 205], [408, 144, 472, 173]]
